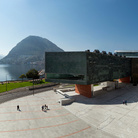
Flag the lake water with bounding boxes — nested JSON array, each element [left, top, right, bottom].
[[0, 64, 44, 82]]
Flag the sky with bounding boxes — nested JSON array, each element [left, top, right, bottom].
[[0, 0, 138, 56]]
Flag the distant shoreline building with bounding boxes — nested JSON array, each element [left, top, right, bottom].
[[115, 50, 138, 58]]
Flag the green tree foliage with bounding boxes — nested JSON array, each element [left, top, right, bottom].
[[19, 74, 26, 82], [26, 69, 39, 79]]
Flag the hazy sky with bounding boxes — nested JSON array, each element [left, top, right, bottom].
[[0, 0, 138, 56]]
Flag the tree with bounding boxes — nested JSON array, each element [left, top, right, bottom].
[[26, 69, 39, 80], [19, 74, 26, 82], [26, 69, 39, 95]]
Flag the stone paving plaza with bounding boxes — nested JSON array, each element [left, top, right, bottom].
[[0, 84, 138, 138]]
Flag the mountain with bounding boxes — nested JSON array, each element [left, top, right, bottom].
[[0, 55, 4, 60], [0, 36, 64, 64]]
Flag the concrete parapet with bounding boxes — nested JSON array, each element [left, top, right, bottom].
[[100, 81, 118, 91], [59, 98, 75, 106], [118, 82, 128, 88], [56, 90, 70, 98], [56, 89, 75, 105]]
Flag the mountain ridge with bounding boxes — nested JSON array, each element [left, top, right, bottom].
[[0, 54, 4, 60], [0, 36, 64, 64]]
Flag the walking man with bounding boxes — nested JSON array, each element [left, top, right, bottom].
[[42, 105, 44, 111], [125, 100, 127, 105], [17, 105, 20, 111]]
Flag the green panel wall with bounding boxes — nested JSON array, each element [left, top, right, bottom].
[[45, 52, 87, 74], [45, 52, 87, 84]]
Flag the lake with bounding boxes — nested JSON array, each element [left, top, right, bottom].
[[0, 64, 44, 82]]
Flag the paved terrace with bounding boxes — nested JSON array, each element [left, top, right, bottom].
[[64, 84, 138, 138], [0, 89, 115, 138], [0, 84, 137, 137]]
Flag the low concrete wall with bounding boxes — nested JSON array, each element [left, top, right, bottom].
[[29, 83, 58, 90], [56, 89, 75, 105], [100, 81, 116, 91], [59, 98, 75, 106]]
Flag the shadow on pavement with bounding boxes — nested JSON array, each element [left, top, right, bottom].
[[69, 85, 138, 105]]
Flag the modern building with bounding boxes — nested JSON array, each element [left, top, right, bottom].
[[115, 50, 138, 84], [45, 50, 132, 98], [115, 50, 138, 58]]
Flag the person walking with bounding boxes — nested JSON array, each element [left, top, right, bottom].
[[17, 105, 20, 111], [42, 105, 44, 111], [125, 100, 127, 105]]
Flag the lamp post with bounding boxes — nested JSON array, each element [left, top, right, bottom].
[[6, 75, 7, 92], [31, 78, 35, 95]]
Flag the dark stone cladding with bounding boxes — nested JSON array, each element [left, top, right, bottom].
[[45, 51, 131, 85]]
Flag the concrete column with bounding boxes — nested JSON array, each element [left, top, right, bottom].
[[119, 76, 131, 83], [91, 84, 94, 97], [75, 84, 92, 98], [115, 81, 118, 89]]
